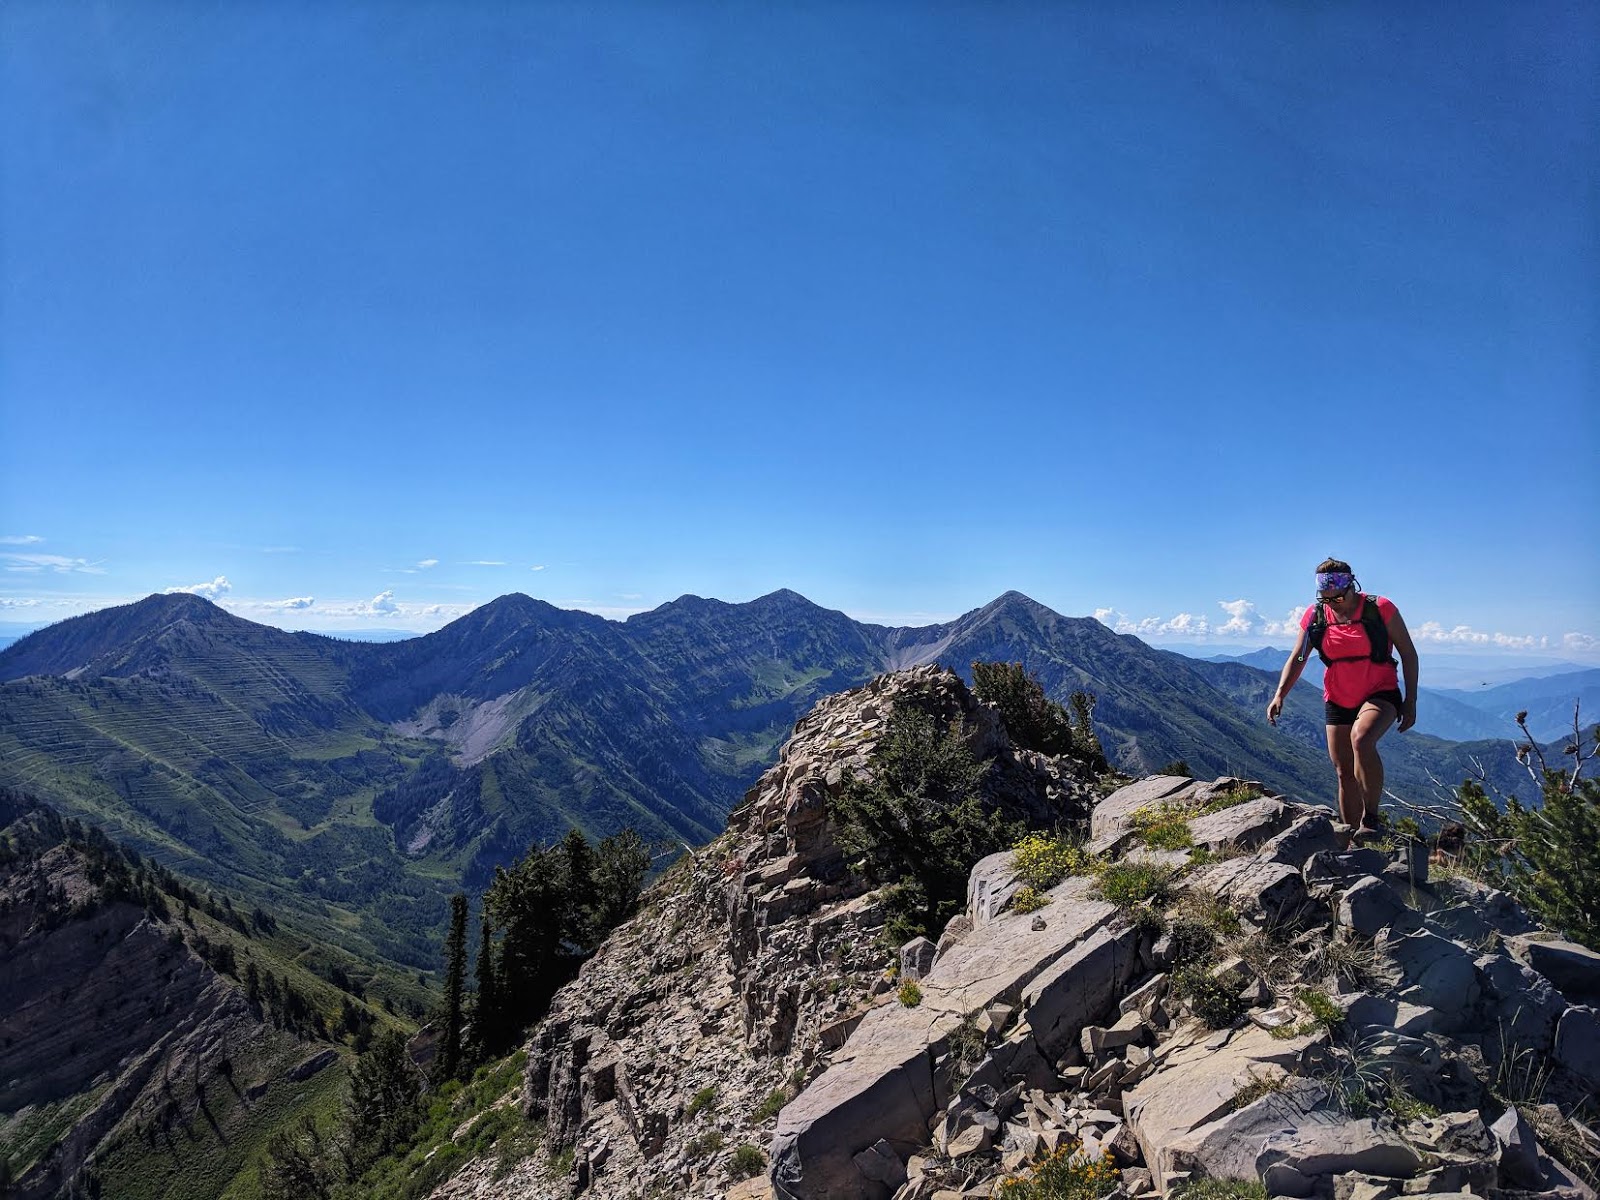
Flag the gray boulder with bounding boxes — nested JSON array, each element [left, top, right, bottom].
[[1262, 813, 1343, 869], [1090, 776, 1198, 854], [1257, 1117, 1426, 1196], [1190, 857, 1309, 923], [1188, 797, 1291, 853], [1553, 1005, 1600, 1089], [1490, 1105, 1544, 1190], [1509, 937, 1600, 1004], [1339, 877, 1408, 937]]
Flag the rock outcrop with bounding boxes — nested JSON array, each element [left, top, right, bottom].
[[434, 667, 1600, 1200], [0, 820, 345, 1200]]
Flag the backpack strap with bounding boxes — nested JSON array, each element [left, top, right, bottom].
[[1300, 601, 1330, 666], [1304, 595, 1395, 667], [1358, 594, 1395, 664]]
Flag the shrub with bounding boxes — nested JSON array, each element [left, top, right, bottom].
[[1171, 963, 1248, 1029], [1296, 988, 1343, 1032], [1231, 1068, 1287, 1109], [995, 1143, 1120, 1200], [1198, 784, 1264, 815], [1131, 804, 1193, 850], [972, 661, 1077, 757], [898, 979, 924, 1007], [1171, 1181, 1268, 1200], [729, 1143, 766, 1178], [1012, 833, 1090, 890], [1094, 862, 1176, 911], [832, 703, 1019, 941], [751, 1088, 788, 1122], [687, 1085, 717, 1118], [686, 1130, 725, 1157], [1011, 885, 1048, 914], [945, 1014, 987, 1075], [1456, 715, 1600, 950]]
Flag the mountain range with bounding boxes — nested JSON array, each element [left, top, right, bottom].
[[0, 590, 1554, 973]]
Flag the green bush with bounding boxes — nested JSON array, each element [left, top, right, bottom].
[[751, 1088, 788, 1122], [995, 1142, 1121, 1199], [832, 703, 1018, 941], [1172, 963, 1248, 1029], [687, 1085, 718, 1119], [1094, 862, 1176, 910], [1131, 805, 1193, 850], [1458, 734, 1600, 950], [686, 1130, 725, 1157], [1198, 784, 1264, 815], [730, 1143, 766, 1178], [898, 979, 923, 1007]]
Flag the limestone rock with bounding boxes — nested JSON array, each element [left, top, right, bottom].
[[1553, 1006, 1600, 1088], [1509, 937, 1600, 1004], [1491, 1105, 1544, 1190], [1090, 776, 1197, 855], [1339, 876, 1409, 936], [1187, 797, 1290, 853], [1257, 1117, 1426, 1196]]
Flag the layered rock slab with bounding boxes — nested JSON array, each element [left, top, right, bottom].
[[771, 876, 1118, 1199]]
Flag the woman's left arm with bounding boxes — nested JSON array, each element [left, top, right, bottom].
[[1387, 607, 1419, 731]]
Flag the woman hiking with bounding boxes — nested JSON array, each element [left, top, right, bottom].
[[1266, 558, 1419, 836]]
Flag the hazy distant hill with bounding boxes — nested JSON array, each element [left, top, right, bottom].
[[0, 589, 1551, 971], [1433, 668, 1600, 744]]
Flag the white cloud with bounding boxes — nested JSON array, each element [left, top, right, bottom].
[[1216, 599, 1257, 636], [0, 535, 44, 545], [1563, 632, 1598, 653], [530, 564, 547, 571], [463, 560, 506, 567], [365, 590, 398, 615], [417, 558, 438, 569], [168, 575, 233, 599], [259, 545, 299, 554], [264, 596, 315, 611], [0, 597, 40, 609], [1411, 621, 1539, 650], [2, 552, 105, 574], [1096, 600, 1301, 642]]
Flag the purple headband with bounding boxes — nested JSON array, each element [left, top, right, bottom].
[[1316, 571, 1354, 594]]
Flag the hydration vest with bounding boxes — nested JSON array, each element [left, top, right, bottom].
[[1300, 594, 1394, 667]]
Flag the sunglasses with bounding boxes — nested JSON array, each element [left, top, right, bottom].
[[1319, 587, 1352, 603]]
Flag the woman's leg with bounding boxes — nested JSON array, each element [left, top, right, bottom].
[[1325, 723, 1361, 827], [1350, 699, 1399, 825]]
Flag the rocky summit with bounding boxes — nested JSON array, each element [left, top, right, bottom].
[[434, 667, 1600, 1200]]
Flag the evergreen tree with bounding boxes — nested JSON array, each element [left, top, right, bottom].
[[345, 1029, 422, 1174], [559, 828, 598, 946], [258, 1115, 335, 1200], [592, 829, 651, 937], [474, 908, 499, 1058], [831, 703, 1016, 941], [435, 892, 468, 1082]]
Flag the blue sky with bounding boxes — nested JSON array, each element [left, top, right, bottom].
[[2, 1, 1596, 660]]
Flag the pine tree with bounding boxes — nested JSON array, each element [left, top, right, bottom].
[[345, 1030, 421, 1174], [435, 892, 468, 1082], [474, 908, 499, 1058]]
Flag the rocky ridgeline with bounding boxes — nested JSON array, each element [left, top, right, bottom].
[[434, 668, 1600, 1200], [0, 840, 338, 1199]]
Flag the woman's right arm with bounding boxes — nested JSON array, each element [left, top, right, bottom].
[[1267, 633, 1310, 726]]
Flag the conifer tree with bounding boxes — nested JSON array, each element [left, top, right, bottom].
[[474, 908, 499, 1058], [345, 1029, 422, 1174], [435, 892, 468, 1082]]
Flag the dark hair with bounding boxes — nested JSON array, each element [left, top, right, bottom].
[[1315, 557, 1352, 575]]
